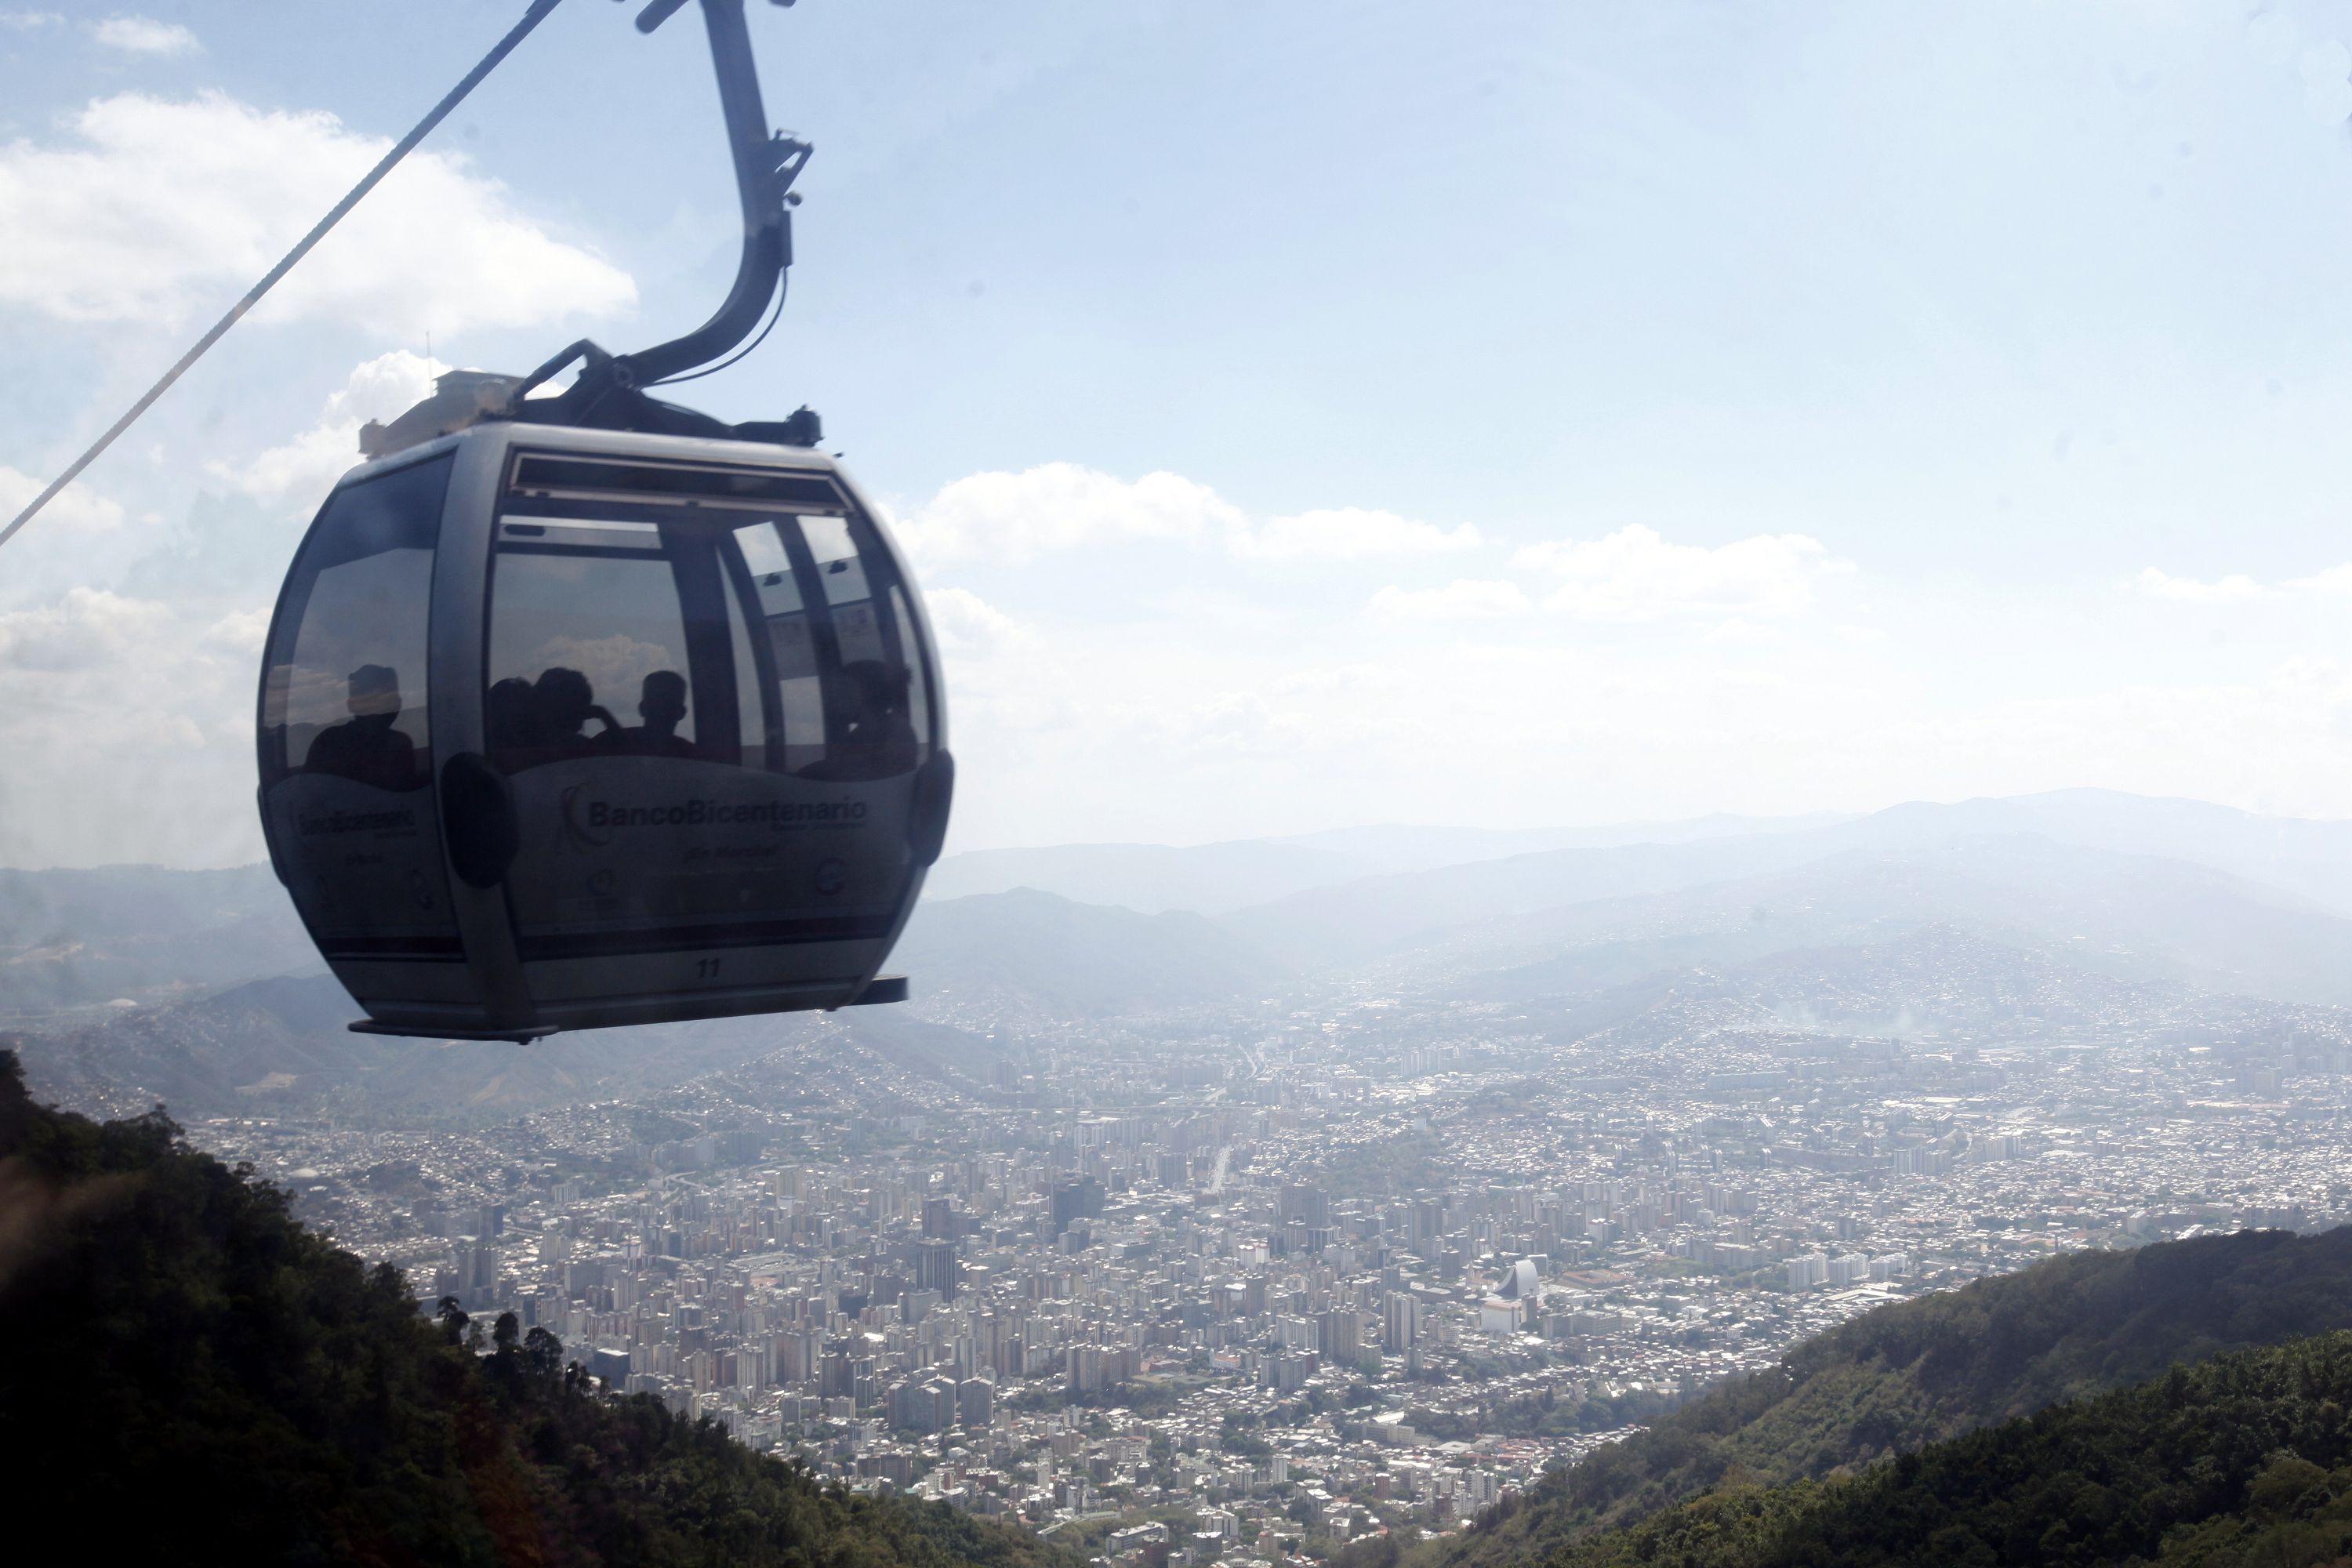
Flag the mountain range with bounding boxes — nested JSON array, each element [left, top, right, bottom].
[[11, 789, 2352, 1123], [931, 792, 2352, 922]]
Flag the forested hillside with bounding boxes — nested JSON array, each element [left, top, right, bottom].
[[1437, 1226, 2352, 1568], [1545, 1329, 2352, 1568], [0, 1049, 1078, 1568]]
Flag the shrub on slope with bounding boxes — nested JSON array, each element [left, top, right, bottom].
[[1551, 1328, 2352, 1568], [1443, 1225, 2352, 1568]]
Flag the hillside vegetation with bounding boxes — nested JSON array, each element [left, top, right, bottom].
[[1548, 1328, 2352, 1568], [0, 1048, 1078, 1568], [1438, 1226, 2352, 1568]]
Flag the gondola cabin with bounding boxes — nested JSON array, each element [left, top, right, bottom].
[[256, 423, 951, 1040]]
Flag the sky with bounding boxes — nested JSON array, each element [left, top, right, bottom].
[[8, 1, 2352, 867]]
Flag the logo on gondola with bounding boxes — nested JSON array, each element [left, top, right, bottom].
[[814, 858, 847, 896], [560, 785, 612, 851], [559, 792, 869, 844]]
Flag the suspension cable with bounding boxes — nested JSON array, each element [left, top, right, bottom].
[[0, 0, 567, 554]]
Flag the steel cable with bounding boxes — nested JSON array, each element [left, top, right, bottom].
[[0, 0, 567, 554]]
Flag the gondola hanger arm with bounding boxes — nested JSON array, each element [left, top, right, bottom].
[[600, 0, 812, 390]]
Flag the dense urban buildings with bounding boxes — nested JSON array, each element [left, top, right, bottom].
[[179, 926, 2352, 1563]]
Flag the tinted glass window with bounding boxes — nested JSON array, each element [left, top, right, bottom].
[[257, 454, 459, 960], [735, 519, 826, 770], [261, 456, 451, 790], [740, 513, 932, 781], [486, 519, 713, 771], [492, 453, 930, 782]]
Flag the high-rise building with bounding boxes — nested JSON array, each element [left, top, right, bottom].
[[1317, 1308, 1365, 1361], [1051, 1177, 1105, 1236], [1383, 1291, 1421, 1351], [1279, 1184, 1331, 1228], [913, 1237, 960, 1302]]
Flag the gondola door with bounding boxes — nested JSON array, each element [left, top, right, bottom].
[[481, 448, 934, 1026]]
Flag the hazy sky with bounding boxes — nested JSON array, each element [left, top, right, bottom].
[[7, 1, 2352, 867]]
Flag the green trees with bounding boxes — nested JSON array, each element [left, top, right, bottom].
[[0, 1048, 1080, 1568], [1433, 1225, 2352, 1568], [1548, 1330, 2352, 1568]]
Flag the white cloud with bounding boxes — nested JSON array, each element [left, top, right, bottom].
[[923, 586, 1033, 659], [0, 586, 172, 671], [0, 583, 262, 866], [2294, 564, 2352, 595], [92, 15, 198, 56], [0, 11, 61, 29], [1512, 524, 1850, 621], [2132, 563, 2352, 601], [209, 350, 445, 506], [895, 463, 1236, 565], [894, 463, 1480, 568], [1234, 506, 1480, 562], [0, 93, 635, 333], [202, 607, 270, 652], [0, 464, 127, 533], [1365, 579, 1531, 621], [519, 633, 678, 706], [2133, 566, 2265, 601]]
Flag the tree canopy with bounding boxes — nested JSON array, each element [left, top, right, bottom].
[[1436, 1225, 2352, 1568], [0, 1048, 1080, 1568]]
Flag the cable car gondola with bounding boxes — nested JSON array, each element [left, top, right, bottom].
[[254, 0, 951, 1040]]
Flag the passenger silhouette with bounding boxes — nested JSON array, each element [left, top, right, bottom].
[[811, 659, 918, 779], [305, 663, 419, 790], [532, 666, 619, 759], [601, 670, 699, 758], [486, 677, 541, 763]]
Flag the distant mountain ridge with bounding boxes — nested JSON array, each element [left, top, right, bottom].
[[8, 968, 1029, 1130], [927, 792, 2352, 920], [1396, 834, 2352, 1007], [920, 838, 1369, 916], [891, 886, 1291, 1018], [924, 815, 1842, 914], [12, 790, 2352, 1121], [1847, 789, 2352, 917], [0, 862, 315, 1018], [12, 973, 829, 1127]]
